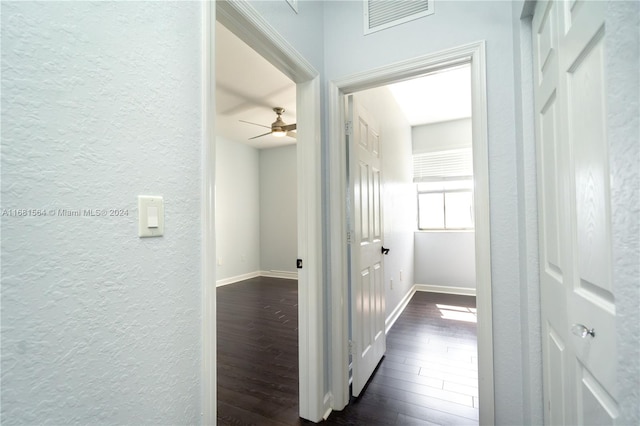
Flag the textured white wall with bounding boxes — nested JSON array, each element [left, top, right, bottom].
[[324, 1, 525, 422], [414, 232, 476, 289], [259, 145, 298, 274], [412, 118, 472, 153], [605, 2, 640, 425], [215, 137, 261, 281], [353, 88, 415, 323], [1, 2, 202, 424]]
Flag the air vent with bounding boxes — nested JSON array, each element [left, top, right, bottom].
[[364, 0, 434, 35]]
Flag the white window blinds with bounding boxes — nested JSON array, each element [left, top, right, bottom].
[[413, 148, 473, 182]]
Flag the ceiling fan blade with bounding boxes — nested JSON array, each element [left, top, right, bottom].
[[249, 131, 272, 140], [282, 123, 296, 131], [286, 131, 297, 139], [240, 119, 271, 129]]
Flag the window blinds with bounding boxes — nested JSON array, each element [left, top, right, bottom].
[[413, 148, 473, 182]]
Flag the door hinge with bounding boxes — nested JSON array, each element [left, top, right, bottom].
[[348, 340, 354, 355], [347, 231, 352, 244], [345, 121, 353, 136]]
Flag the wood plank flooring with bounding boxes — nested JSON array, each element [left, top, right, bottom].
[[217, 277, 303, 426], [326, 291, 479, 425], [217, 278, 478, 425]]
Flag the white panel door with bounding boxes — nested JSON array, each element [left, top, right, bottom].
[[347, 95, 386, 397], [532, 1, 619, 424]]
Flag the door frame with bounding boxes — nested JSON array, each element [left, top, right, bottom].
[[202, 1, 325, 423], [328, 41, 495, 425]]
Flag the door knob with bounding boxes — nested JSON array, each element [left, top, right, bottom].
[[381, 246, 390, 255], [571, 323, 595, 339]]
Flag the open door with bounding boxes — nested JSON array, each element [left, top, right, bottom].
[[532, 1, 619, 423], [347, 95, 386, 397]]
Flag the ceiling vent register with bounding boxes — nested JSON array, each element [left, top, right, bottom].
[[364, 0, 434, 35]]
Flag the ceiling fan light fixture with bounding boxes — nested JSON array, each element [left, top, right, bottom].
[[240, 107, 296, 140]]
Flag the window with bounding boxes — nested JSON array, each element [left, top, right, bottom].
[[417, 180, 474, 230], [413, 148, 473, 230]]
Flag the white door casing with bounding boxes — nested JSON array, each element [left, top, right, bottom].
[[329, 42, 493, 424], [532, 1, 619, 424], [347, 95, 386, 397]]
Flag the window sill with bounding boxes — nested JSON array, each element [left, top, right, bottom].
[[415, 229, 475, 233]]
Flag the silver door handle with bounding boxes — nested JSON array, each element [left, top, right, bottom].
[[571, 324, 595, 339]]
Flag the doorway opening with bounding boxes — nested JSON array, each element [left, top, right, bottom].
[[329, 42, 494, 425], [340, 63, 479, 422], [203, 1, 324, 423], [214, 19, 300, 424]]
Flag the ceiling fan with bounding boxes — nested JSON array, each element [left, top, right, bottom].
[[240, 107, 296, 140]]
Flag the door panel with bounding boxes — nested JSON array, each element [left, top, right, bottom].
[[359, 162, 370, 241], [540, 92, 562, 278], [577, 363, 619, 425], [348, 95, 386, 397], [533, 1, 618, 424], [547, 325, 566, 426]]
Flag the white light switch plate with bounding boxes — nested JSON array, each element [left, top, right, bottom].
[[138, 195, 164, 237]]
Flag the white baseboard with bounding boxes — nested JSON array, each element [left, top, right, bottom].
[[216, 271, 260, 287], [415, 283, 477, 297], [260, 270, 298, 280], [216, 270, 298, 287], [385, 283, 476, 333], [385, 285, 417, 334]]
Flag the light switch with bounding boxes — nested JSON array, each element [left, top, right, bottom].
[[138, 196, 164, 237], [147, 206, 159, 228]]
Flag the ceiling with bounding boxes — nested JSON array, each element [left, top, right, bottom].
[[215, 21, 297, 149], [388, 65, 471, 126], [215, 22, 471, 149]]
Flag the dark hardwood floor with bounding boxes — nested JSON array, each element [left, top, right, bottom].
[[217, 277, 303, 426], [217, 278, 478, 425], [326, 291, 478, 426]]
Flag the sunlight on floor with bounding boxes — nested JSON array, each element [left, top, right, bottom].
[[436, 304, 477, 323]]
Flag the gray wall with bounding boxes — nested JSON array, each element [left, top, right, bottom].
[[215, 138, 297, 282], [414, 232, 476, 289], [1, 2, 202, 423], [353, 87, 415, 322], [412, 118, 472, 153], [215, 136, 261, 280], [260, 145, 298, 274]]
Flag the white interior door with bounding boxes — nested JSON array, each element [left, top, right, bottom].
[[532, 1, 619, 424], [347, 95, 386, 397]]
